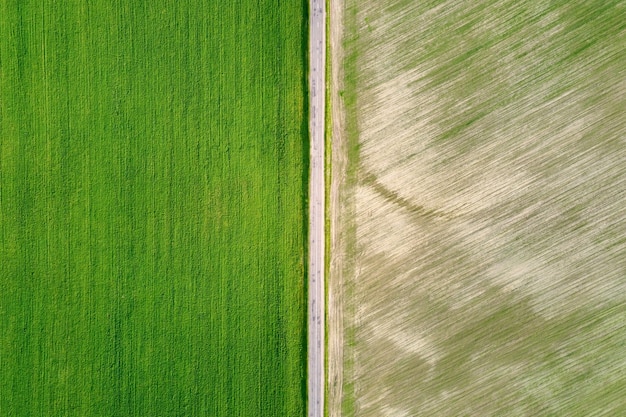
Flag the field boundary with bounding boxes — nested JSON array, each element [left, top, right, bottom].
[[308, 0, 326, 416]]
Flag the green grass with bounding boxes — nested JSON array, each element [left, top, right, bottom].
[[0, 1, 307, 416], [324, 1, 331, 415]]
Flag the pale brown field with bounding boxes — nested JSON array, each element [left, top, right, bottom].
[[330, 1, 626, 416]]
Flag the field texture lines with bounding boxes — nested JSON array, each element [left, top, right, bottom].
[[0, 1, 307, 416], [335, 0, 626, 415]]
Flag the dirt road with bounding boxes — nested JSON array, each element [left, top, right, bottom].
[[308, 0, 325, 416]]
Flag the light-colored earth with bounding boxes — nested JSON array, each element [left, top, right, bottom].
[[331, 0, 626, 416], [327, 0, 347, 416]]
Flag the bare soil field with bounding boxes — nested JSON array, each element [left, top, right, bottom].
[[333, 0, 626, 415]]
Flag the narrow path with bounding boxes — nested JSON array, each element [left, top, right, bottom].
[[308, 0, 325, 416]]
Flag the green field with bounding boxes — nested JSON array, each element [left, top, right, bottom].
[[0, 1, 307, 415]]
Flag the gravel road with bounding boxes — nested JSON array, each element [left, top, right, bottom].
[[308, 0, 325, 416]]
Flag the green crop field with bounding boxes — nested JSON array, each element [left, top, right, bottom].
[[0, 1, 307, 416]]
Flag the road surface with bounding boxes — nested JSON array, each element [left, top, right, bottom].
[[308, 0, 325, 416]]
